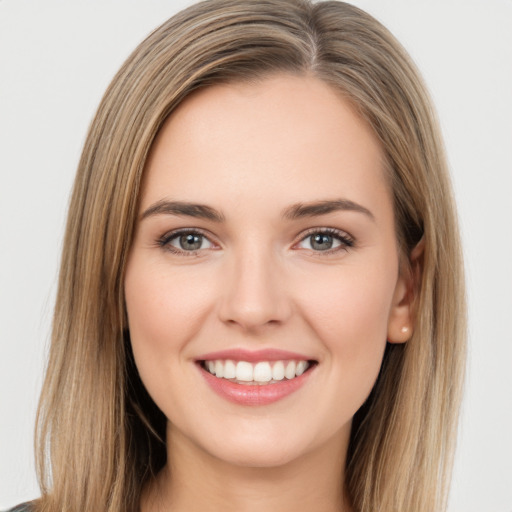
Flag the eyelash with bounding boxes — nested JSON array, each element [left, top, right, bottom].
[[157, 228, 215, 256], [294, 227, 355, 255], [156, 227, 355, 256]]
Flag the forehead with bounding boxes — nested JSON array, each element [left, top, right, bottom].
[[141, 74, 390, 217]]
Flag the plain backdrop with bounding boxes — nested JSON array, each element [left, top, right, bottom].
[[1, 1, 511, 510]]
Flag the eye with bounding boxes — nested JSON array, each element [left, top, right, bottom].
[[296, 228, 354, 253], [158, 229, 215, 254]]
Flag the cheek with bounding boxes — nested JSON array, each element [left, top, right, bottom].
[[125, 261, 209, 347], [299, 264, 396, 342], [296, 264, 396, 399], [123, 259, 216, 397]]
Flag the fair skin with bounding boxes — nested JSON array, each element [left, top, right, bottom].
[[125, 74, 414, 512]]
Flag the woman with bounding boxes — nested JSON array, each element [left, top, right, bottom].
[[11, 0, 466, 511]]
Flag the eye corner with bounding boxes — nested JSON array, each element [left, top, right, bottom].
[[156, 228, 220, 256], [293, 227, 355, 255]]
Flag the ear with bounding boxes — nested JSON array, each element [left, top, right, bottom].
[[387, 238, 424, 343]]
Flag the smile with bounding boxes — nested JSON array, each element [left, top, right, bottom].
[[196, 349, 317, 406], [202, 359, 311, 384]]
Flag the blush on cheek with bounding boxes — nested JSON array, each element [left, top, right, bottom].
[[299, 273, 390, 398], [126, 263, 210, 348], [302, 273, 392, 340]]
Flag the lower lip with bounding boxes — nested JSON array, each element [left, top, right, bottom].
[[198, 363, 314, 406]]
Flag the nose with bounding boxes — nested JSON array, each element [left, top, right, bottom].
[[218, 243, 292, 332]]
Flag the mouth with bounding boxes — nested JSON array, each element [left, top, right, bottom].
[[199, 358, 316, 385], [195, 349, 318, 405]]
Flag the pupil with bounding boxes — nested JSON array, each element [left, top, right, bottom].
[[311, 233, 333, 251], [180, 234, 202, 250]]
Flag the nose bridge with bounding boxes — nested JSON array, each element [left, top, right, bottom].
[[219, 238, 290, 330]]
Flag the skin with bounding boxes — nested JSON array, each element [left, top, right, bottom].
[[125, 74, 414, 512]]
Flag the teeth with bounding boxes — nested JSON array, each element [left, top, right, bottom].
[[214, 360, 224, 378], [272, 361, 285, 381], [253, 362, 272, 382], [224, 359, 236, 379], [203, 359, 311, 383], [296, 360, 307, 376], [285, 361, 296, 379], [236, 361, 253, 381]]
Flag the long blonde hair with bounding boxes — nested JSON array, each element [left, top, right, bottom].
[[34, 1, 466, 511]]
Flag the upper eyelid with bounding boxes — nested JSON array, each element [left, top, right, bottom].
[[157, 226, 354, 249], [161, 227, 215, 241], [295, 226, 354, 242], [158, 228, 219, 252]]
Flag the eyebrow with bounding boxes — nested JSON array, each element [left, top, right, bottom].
[[283, 199, 375, 221], [141, 200, 225, 222], [140, 198, 374, 223]]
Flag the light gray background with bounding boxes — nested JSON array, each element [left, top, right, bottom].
[[1, 1, 511, 510]]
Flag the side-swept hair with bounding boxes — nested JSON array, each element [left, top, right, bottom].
[[34, 1, 466, 511]]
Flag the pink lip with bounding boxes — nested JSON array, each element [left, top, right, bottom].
[[196, 348, 313, 363], [196, 361, 316, 407]]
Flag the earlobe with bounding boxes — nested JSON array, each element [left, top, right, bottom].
[[387, 238, 424, 344]]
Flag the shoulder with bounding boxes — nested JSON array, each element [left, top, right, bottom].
[[4, 504, 33, 512]]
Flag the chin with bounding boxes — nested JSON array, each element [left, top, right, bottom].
[[191, 416, 338, 470], [211, 439, 309, 469]]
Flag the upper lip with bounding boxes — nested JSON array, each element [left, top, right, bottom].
[[196, 348, 315, 363]]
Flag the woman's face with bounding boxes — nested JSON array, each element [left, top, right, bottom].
[[125, 74, 413, 468]]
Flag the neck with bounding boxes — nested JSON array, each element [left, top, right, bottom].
[[142, 423, 353, 512]]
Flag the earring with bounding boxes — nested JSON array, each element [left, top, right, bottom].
[[401, 326, 409, 334]]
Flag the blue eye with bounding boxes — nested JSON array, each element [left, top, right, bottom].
[[297, 229, 353, 252]]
